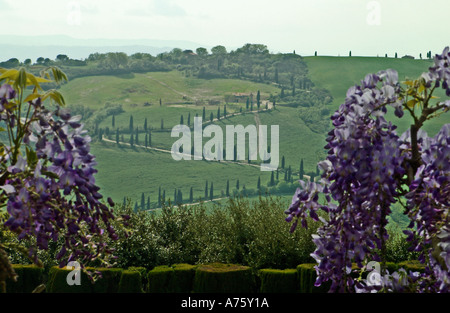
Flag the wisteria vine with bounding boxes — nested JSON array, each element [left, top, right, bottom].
[[286, 47, 450, 293], [0, 67, 125, 289]]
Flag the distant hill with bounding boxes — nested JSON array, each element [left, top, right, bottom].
[[0, 35, 207, 62]]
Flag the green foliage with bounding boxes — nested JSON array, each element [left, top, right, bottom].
[[384, 227, 419, 263], [46, 267, 123, 293], [258, 268, 298, 293], [397, 260, 426, 273], [5, 265, 44, 293], [193, 263, 256, 293], [172, 263, 197, 293], [147, 265, 175, 293], [46, 267, 93, 293], [118, 270, 143, 293], [103, 196, 318, 271]]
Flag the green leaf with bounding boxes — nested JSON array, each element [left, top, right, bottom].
[[407, 99, 417, 108], [0, 68, 18, 81], [26, 147, 38, 167], [23, 93, 42, 103], [42, 171, 59, 179]]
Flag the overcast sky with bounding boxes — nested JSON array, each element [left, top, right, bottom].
[[0, 0, 449, 57]]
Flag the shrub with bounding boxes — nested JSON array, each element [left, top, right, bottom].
[[46, 266, 93, 293], [46, 267, 123, 293], [5, 265, 44, 293], [172, 263, 197, 293], [118, 270, 144, 293], [397, 260, 426, 273], [147, 265, 175, 293], [259, 268, 298, 293], [193, 263, 256, 293]]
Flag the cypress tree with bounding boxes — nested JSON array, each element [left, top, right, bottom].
[[174, 189, 177, 204], [209, 182, 214, 200], [145, 133, 148, 148], [180, 115, 184, 125], [276, 169, 279, 180], [158, 187, 161, 207], [112, 114, 115, 128], [116, 128, 120, 144], [257, 90, 261, 108], [210, 112, 214, 122], [141, 192, 145, 210], [147, 196, 150, 210], [187, 112, 191, 126], [257, 176, 261, 190], [161, 118, 164, 129], [284, 169, 288, 181], [148, 130, 152, 146], [281, 156, 285, 169], [205, 180, 208, 198], [288, 165, 292, 182], [226, 179, 230, 197], [177, 189, 183, 204], [130, 130, 134, 146], [246, 98, 250, 110], [190, 187, 194, 203], [275, 68, 279, 83], [162, 190, 165, 205], [300, 159, 304, 180], [217, 106, 220, 120], [236, 179, 240, 190], [134, 202, 138, 212], [224, 105, 227, 117], [123, 197, 126, 206], [129, 115, 134, 132], [270, 171, 275, 186], [202, 107, 206, 120], [144, 118, 148, 132]]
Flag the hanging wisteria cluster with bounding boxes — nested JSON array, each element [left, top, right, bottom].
[[286, 47, 450, 292], [0, 68, 124, 286]]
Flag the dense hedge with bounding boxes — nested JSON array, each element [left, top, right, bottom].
[[147, 263, 197, 293], [259, 268, 298, 293], [5, 261, 426, 293], [5, 265, 44, 293], [193, 263, 257, 293]]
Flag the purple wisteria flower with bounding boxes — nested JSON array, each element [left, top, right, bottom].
[[0, 75, 121, 270], [286, 47, 450, 293]]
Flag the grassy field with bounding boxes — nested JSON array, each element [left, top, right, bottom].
[[55, 56, 449, 229], [60, 70, 280, 110], [305, 56, 450, 136]]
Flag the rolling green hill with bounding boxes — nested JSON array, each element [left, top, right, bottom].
[[305, 56, 450, 136], [55, 55, 449, 229]]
